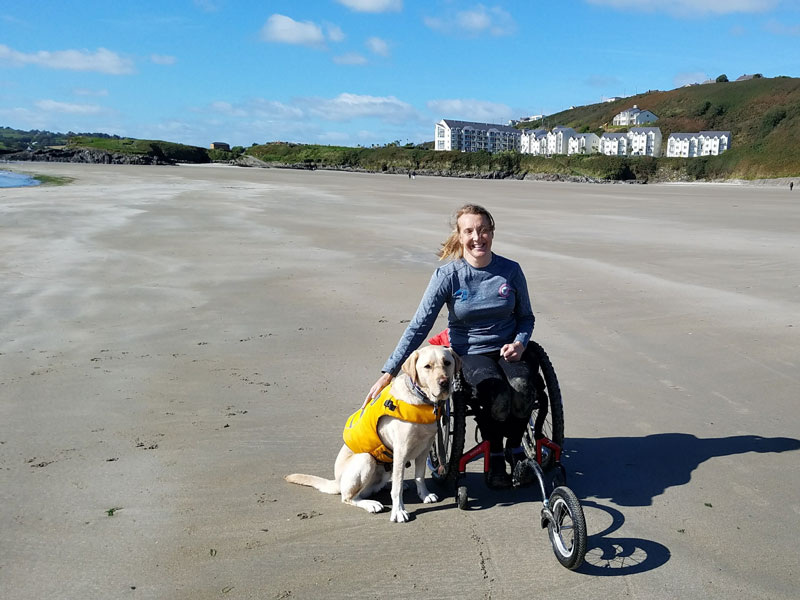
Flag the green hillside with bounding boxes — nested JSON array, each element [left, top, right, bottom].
[[534, 76, 800, 179], [67, 136, 212, 163]]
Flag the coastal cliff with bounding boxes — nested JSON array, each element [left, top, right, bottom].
[[6, 147, 173, 165]]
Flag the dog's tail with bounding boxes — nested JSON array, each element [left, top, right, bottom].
[[285, 473, 340, 495]]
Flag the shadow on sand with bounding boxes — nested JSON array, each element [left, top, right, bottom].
[[425, 433, 800, 575], [564, 433, 800, 507]]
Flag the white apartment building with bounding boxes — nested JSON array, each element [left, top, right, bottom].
[[629, 127, 662, 157], [434, 119, 521, 153], [546, 126, 576, 155], [568, 133, 600, 155], [666, 133, 701, 157], [666, 131, 730, 157], [612, 105, 658, 126], [520, 128, 548, 155], [599, 133, 630, 156], [699, 131, 731, 156]]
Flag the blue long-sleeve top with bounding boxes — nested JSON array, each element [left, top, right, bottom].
[[381, 253, 535, 376]]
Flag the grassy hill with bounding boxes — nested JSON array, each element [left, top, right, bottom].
[[66, 136, 214, 163], [534, 76, 800, 179]]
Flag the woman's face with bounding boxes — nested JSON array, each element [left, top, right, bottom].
[[458, 212, 493, 267]]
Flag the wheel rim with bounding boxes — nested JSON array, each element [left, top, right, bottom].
[[549, 497, 576, 558]]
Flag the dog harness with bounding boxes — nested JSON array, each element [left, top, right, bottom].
[[343, 385, 442, 463]]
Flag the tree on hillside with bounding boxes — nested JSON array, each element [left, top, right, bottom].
[[716, 74, 729, 83]]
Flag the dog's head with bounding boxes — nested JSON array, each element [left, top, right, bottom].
[[401, 345, 461, 402]]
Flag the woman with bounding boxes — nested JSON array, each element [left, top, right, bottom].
[[366, 204, 537, 488]]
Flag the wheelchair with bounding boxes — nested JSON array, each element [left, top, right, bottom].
[[427, 340, 587, 570]]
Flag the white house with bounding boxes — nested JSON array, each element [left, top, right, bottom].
[[612, 105, 658, 126], [599, 133, 629, 156], [699, 131, 731, 156], [666, 131, 730, 157], [435, 119, 521, 153], [567, 133, 600, 155], [628, 127, 662, 157], [520, 128, 548, 155], [546, 126, 576, 155]]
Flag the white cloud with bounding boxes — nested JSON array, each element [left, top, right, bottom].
[[193, 0, 219, 11], [0, 44, 134, 74], [366, 36, 390, 56], [35, 99, 105, 115], [261, 14, 326, 47], [585, 0, 779, 16], [326, 23, 346, 42], [208, 101, 249, 118], [336, 0, 402, 13], [427, 98, 513, 123], [764, 19, 800, 35], [150, 54, 177, 65], [425, 5, 516, 36], [305, 93, 418, 123], [333, 53, 368, 65], [73, 88, 109, 97], [206, 99, 304, 121], [674, 71, 708, 87], [202, 94, 415, 124]]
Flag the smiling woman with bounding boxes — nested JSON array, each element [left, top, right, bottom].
[[0, 170, 41, 188]]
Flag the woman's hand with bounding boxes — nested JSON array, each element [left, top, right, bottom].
[[363, 372, 393, 408], [500, 341, 525, 362]]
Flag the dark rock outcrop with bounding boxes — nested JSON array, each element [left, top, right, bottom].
[[4, 147, 173, 165]]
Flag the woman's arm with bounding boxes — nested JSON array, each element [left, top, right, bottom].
[[364, 269, 450, 402], [503, 264, 534, 362]]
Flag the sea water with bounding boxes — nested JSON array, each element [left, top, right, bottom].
[[0, 170, 40, 188]]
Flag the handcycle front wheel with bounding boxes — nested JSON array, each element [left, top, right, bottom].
[[546, 486, 587, 570]]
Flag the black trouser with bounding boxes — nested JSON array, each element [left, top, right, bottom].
[[460, 346, 539, 454]]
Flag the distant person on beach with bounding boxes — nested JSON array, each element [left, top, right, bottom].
[[366, 204, 537, 488], [790, 181, 794, 191]]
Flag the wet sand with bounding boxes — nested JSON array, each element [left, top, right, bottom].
[[1, 163, 799, 599]]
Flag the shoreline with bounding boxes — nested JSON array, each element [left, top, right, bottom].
[[3, 159, 797, 187]]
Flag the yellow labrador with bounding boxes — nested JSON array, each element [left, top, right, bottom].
[[286, 346, 460, 522]]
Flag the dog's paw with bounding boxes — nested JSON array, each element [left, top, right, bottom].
[[356, 500, 384, 513], [420, 492, 439, 504], [390, 507, 410, 523]]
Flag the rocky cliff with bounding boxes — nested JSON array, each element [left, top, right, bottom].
[[5, 147, 173, 165]]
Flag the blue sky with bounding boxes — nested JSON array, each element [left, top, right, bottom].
[[1, 0, 798, 148]]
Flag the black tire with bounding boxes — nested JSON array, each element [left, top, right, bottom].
[[521, 341, 565, 471], [547, 486, 587, 570], [428, 371, 467, 489], [456, 485, 469, 510]]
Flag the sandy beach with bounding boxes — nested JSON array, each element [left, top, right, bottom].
[[1, 162, 798, 599]]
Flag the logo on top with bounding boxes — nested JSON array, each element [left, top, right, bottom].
[[498, 283, 511, 298]]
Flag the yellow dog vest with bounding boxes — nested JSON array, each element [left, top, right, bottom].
[[343, 385, 442, 463]]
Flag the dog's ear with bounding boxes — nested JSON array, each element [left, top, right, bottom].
[[448, 348, 462, 374], [401, 350, 420, 384]]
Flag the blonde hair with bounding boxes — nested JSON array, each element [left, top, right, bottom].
[[438, 204, 495, 261]]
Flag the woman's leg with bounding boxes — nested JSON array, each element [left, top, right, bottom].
[[459, 353, 512, 488], [498, 349, 538, 485]]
